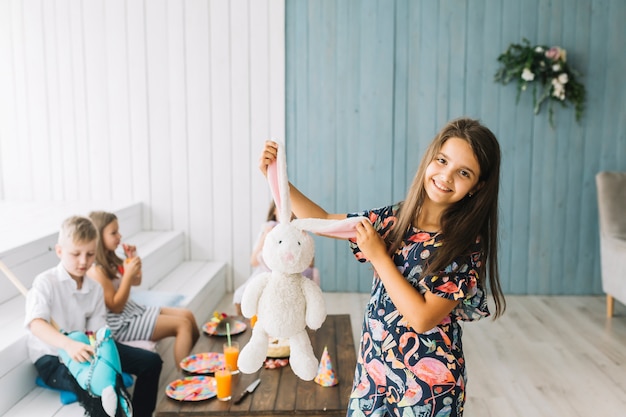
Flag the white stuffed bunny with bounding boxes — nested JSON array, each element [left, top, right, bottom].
[[238, 140, 366, 380]]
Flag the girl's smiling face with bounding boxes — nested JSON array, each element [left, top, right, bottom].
[[423, 137, 482, 207], [102, 220, 122, 252]]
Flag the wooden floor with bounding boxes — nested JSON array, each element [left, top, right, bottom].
[[205, 293, 626, 417]]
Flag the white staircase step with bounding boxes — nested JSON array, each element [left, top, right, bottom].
[[120, 230, 185, 289], [0, 235, 58, 304], [0, 357, 38, 415], [3, 387, 83, 417], [0, 295, 26, 341]]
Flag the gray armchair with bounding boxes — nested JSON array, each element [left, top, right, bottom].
[[596, 171, 626, 317]]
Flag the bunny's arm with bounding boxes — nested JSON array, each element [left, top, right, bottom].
[[240, 272, 270, 318], [301, 278, 326, 330]]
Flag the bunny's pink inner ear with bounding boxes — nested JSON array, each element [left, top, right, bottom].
[[267, 159, 282, 211], [292, 217, 369, 239]]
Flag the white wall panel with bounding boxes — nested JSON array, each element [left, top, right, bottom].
[[23, 0, 52, 201], [10, 1, 33, 199], [145, 0, 173, 231], [54, 2, 72, 196], [42, 0, 63, 200], [69, 0, 91, 200], [105, 0, 134, 203], [0, 0, 286, 290], [167, 0, 190, 259], [0, 0, 17, 199], [208, 0, 233, 287], [230, 0, 258, 292], [126, 0, 152, 229], [83, 0, 111, 201], [185, 0, 213, 261]]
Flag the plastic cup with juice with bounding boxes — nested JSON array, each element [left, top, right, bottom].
[[122, 243, 142, 278], [223, 341, 239, 374], [215, 366, 232, 401]]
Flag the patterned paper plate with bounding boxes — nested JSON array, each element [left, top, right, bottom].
[[202, 319, 247, 336], [165, 375, 216, 401], [179, 352, 224, 374]]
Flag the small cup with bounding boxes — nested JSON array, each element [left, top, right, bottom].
[[215, 366, 232, 401], [223, 341, 240, 374]]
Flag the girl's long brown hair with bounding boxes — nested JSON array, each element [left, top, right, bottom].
[[89, 211, 123, 280], [387, 117, 506, 318]]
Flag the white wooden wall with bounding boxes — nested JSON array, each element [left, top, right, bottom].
[[0, 0, 285, 290]]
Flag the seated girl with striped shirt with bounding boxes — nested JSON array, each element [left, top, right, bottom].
[[88, 211, 200, 366]]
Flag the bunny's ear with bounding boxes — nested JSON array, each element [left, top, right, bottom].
[[292, 216, 369, 239], [266, 140, 291, 224]]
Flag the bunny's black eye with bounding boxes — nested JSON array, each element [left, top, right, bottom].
[[297, 242, 301, 246], [278, 240, 283, 244]]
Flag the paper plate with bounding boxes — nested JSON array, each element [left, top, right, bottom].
[[180, 352, 225, 374], [202, 319, 247, 336], [165, 376, 216, 401]]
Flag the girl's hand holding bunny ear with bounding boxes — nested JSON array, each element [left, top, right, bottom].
[[259, 140, 279, 177], [354, 218, 387, 263]]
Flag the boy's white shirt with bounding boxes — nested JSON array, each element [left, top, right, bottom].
[[24, 262, 107, 363]]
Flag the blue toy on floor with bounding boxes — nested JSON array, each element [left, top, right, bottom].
[[55, 326, 133, 416], [36, 372, 134, 405]]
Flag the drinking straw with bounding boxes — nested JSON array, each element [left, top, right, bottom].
[[226, 322, 232, 347]]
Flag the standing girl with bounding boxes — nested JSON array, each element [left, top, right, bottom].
[[259, 117, 505, 416], [88, 211, 200, 366]]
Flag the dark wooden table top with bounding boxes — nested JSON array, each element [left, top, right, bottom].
[[155, 314, 357, 417]]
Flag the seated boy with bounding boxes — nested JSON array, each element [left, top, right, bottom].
[[24, 215, 163, 417]]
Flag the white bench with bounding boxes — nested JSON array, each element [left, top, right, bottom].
[[0, 202, 227, 416]]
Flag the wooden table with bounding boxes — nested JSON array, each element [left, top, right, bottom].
[[155, 314, 357, 417]]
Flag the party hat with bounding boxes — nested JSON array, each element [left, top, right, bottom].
[[314, 346, 338, 387]]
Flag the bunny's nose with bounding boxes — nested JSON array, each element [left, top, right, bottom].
[[281, 252, 294, 263]]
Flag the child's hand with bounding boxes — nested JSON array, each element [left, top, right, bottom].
[[259, 140, 279, 177], [124, 256, 142, 277], [122, 243, 137, 258], [64, 339, 95, 363], [355, 219, 387, 263]]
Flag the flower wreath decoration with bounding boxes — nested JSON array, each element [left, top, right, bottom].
[[494, 38, 586, 127]]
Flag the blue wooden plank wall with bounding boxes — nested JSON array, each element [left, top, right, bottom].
[[285, 0, 626, 295]]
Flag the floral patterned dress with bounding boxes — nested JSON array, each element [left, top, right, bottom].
[[346, 205, 489, 417]]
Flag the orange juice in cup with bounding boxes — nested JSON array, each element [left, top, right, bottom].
[[215, 367, 232, 401], [122, 243, 142, 278], [223, 342, 239, 374]]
